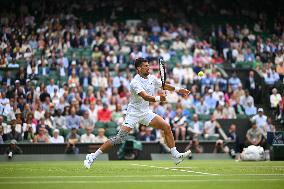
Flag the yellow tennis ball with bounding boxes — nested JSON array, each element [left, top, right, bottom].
[[198, 71, 204, 77]]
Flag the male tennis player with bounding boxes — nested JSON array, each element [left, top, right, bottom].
[[84, 58, 191, 169]]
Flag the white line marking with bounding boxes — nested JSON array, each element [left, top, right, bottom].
[[0, 179, 282, 184], [131, 164, 219, 176]]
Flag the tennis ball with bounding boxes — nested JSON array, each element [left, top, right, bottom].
[[198, 71, 204, 77]]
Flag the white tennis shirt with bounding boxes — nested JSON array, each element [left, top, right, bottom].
[[127, 74, 162, 116]]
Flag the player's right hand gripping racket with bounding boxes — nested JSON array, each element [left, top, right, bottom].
[[158, 57, 166, 90]]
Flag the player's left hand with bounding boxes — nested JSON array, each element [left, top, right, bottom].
[[177, 88, 190, 96]]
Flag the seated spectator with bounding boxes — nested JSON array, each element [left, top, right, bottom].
[[213, 139, 229, 153], [251, 108, 268, 128], [66, 128, 80, 143], [111, 104, 124, 126], [204, 115, 221, 139], [185, 137, 203, 153], [6, 140, 23, 159], [204, 89, 217, 109], [245, 101, 257, 116], [81, 127, 96, 143], [23, 124, 35, 142], [97, 103, 111, 122], [140, 127, 156, 142], [65, 141, 79, 154], [228, 73, 241, 91], [171, 107, 187, 141], [137, 125, 146, 140], [33, 128, 49, 143], [36, 118, 52, 136], [240, 90, 254, 108], [66, 106, 81, 130], [188, 114, 204, 136], [0, 125, 7, 142], [6, 119, 22, 142], [50, 129, 64, 143], [80, 110, 95, 129], [53, 109, 67, 130], [223, 101, 237, 119], [94, 128, 108, 143], [246, 122, 263, 146], [213, 103, 226, 119], [259, 117, 276, 139], [233, 99, 245, 115], [264, 72, 276, 85], [195, 98, 209, 115]]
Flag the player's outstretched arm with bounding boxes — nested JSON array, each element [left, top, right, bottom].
[[163, 83, 190, 96], [138, 91, 166, 102]]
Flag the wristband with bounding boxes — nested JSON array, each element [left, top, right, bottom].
[[155, 96, 161, 102], [174, 87, 181, 92]]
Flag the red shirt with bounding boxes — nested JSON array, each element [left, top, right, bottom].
[[97, 108, 111, 122]]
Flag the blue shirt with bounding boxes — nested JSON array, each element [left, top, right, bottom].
[[204, 95, 217, 109], [245, 106, 257, 116], [66, 115, 81, 129], [229, 77, 241, 90]]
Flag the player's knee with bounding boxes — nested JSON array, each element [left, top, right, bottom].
[[163, 124, 172, 134], [109, 129, 128, 145]]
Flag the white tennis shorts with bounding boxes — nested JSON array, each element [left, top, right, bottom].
[[123, 111, 158, 128]]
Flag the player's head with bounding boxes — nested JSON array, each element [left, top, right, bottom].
[[135, 58, 150, 76]]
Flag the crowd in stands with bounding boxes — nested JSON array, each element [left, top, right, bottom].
[[0, 1, 283, 154]]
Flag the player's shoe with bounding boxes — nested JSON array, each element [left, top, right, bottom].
[[83, 153, 96, 169], [173, 150, 192, 165]]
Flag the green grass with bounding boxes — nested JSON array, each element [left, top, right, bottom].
[[0, 160, 284, 189]]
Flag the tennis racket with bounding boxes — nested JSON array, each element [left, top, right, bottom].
[[158, 57, 166, 90]]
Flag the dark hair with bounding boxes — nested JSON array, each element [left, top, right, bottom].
[[134, 58, 148, 69]]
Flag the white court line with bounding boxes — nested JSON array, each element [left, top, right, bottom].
[[131, 164, 219, 176], [0, 179, 282, 184]]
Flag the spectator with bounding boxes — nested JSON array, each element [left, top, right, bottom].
[[50, 129, 64, 144], [240, 90, 254, 108], [171, 107, 187, 141], [94, 128, 108, 143], [0, 125, 7, 142], [80, 110, 95, 129], [65, 141, 79, 154], [53, 109, 67, 130], [245, 101, 257, 116], [204, 89, 217, 109], [185, 138, 203, 153], [195, 98, 209, 115], [251, 108, 268, 128], [111, 104, 124, 126], [6, 140, 23, 158], [227, 124, 240, 153], [97, 103, 111, 122], [204, 115, 221, 139], [246, 122, 263, 146], [233, 99, 245, 115], [213, 103, 226, 119], [188, 114, 204, 136], [66, 128, 80, 143], [228, 73, 241, 91], [270, 88, 281, 119], [140, 127, 156, 142], [81, 127, 96, 143], [33, 128, 49, 143], [23, 124, 35, 142], [66, 106, 81, 130], [46, 79, 59, 95], [223, 101, 237, 119], [213, 139, 229, 153], [6, 119, 22, 142]]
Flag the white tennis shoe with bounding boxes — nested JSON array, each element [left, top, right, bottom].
[[173, 150, 192, 165], [84, 154, 96, 169]]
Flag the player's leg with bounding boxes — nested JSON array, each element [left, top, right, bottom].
[[148, 115, 191, 164], [175, 127, 180, 141], [84, 126, 132, 169]]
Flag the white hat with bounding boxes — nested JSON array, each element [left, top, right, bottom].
[[71, 60, 76, 65], [53, 129, 59, 133], [208, 89, 213, 93], [258, 108, 264, 112]]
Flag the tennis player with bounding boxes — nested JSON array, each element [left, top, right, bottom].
[[84, 58, 191, 169]]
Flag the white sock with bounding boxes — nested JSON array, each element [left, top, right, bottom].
[[170, 147, 179, 157], [91, 148, 103, 159]]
